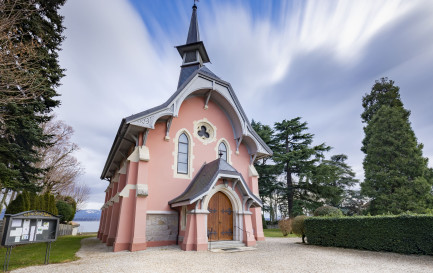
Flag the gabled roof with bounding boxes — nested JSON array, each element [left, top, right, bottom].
[[100, 65, 273, 179], [100, 5, 272, 180], [168, 158, 262, 207]]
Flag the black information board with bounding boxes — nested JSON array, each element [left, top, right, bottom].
[[1, 211, 59, 246]]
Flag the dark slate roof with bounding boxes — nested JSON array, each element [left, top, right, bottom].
[[168, 158, 262, 207], [186, 4, 199, 44]]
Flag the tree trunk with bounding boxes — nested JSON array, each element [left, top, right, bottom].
[[287, 166, 293, 218]]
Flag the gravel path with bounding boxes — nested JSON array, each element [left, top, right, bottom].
[[14, 237, 433, 273]]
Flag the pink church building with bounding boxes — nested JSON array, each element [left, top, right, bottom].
[[98, 4, 272, 252]]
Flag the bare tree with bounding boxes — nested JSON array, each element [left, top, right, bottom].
[[35, 116, 84, 196], [61, 182, 91, 210], [0, 1, 46, 109]]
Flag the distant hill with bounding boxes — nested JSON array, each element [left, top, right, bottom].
[[73, 209, 101, 221]]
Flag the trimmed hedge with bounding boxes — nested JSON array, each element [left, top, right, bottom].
[[305, 215, 433, 255]]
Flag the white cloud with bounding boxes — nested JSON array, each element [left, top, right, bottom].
[[57, 0, 433, 208]]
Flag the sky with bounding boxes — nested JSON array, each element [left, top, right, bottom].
[[57, 0, 433, 210]]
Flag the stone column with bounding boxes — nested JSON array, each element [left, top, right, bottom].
[[181, 206, 208, 251]]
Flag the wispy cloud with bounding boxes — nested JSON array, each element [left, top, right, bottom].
[[58, 0, 433, 209]]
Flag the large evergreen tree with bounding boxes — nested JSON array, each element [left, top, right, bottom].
[[272, 118, 330, 217], [0, 0, 66, 196], [361, 78, 433, 214]]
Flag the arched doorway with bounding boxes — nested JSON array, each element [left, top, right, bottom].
[[207, 191, 233, 241]]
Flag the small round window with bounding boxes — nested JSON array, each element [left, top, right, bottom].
[[193, 119, 216, 144]]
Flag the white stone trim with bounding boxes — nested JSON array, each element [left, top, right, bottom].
[[172, 128, 195, 179], [146, 210, 178, 215], [248, 164, 259, 177], [127, 146, 150, 163], [202, 185, 244, 241], [214, 138, 232, 164], [193, 117, 217, 145]]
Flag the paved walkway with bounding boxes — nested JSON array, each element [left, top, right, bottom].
[[14, 237, 433, 272]]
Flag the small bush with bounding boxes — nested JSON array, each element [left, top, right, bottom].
[[278, 218, 292, 236], [291, 215, 308, 243], [262, 214, 268, 229], [56, 200, 74, 223], [314, 205, 343, 217]]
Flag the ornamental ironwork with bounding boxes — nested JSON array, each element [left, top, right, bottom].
[[208, 208, 217, 213], [221, 208, 232, 215], [221, 228, 233, 236]]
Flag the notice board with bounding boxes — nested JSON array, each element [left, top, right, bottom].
[[1, 211, 59, 246]]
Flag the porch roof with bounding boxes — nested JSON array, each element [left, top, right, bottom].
[[168, 158, 262, 207]]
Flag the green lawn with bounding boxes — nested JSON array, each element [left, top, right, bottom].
[[0, 235, 93, 271], [264, 228, 298, 238]]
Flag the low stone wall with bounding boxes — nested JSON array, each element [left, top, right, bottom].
[[146, 213, 178, 243]]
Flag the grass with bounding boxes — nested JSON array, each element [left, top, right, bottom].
[[0, 234, 93, 271], [264, 228, 298, 238]]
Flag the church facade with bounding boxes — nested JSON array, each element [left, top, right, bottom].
[[98, 4, 272, 252]]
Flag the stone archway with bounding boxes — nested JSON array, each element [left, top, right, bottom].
[[202, 183, 244, 242], [207, 192, 233, 241]]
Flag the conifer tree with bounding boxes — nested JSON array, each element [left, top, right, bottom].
[[5, 193, 25, 214], [272, 118, 330, 217], [0, 0, 66, 194], [361, 79, 433, 214]]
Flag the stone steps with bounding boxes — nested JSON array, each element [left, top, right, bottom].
[[208, 240, 245, 249], [208, 241, 257, 252]]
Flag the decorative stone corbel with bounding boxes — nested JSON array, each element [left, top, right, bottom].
[[127, 146, 150, 162], [204, 90, 212, 110], [165, 117, 173, 141], [248, 164, 259, 177], [236, 136, 243, 154], [136, 184, 149, 197]]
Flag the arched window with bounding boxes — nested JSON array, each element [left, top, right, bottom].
[[218, 142, 227, 161], [177, 133, 189, 174]]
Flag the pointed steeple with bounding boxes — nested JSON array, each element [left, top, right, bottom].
[[186, 4, 200, 44], [176, 4, 210, 89]]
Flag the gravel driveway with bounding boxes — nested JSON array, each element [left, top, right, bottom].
[[14, 237, 433, 273]]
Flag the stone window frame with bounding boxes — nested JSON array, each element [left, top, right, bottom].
[[172, 129, 195, 179], [177, 133, 189, 174], [193, 118, 217, 145], [215, 138, 232, 165]]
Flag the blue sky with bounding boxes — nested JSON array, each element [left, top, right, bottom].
[[58, 0, 433, 209]]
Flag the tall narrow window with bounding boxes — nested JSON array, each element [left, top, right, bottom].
[[178, 133, 189, 174], [218, 142, 227, 161]]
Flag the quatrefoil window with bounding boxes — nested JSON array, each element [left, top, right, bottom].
[[198, 126, 210, 139]]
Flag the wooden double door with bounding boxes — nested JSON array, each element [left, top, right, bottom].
[[207, 192, 233, 241]]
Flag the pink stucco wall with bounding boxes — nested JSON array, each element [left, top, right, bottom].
[[102, 94, 264, 251], [145, 96, 252, 211]]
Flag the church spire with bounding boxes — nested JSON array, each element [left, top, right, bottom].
[[176, 3, 210, 89], [186, 4, 199, 44]]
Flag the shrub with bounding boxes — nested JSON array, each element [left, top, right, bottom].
[[56, 200, 74, 223], [278, 218, 292, 236], [291, 215, 308, 243], [305, 215, 433, 255], [314, 205, 343, 217], [262, 214, 268, 229]]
